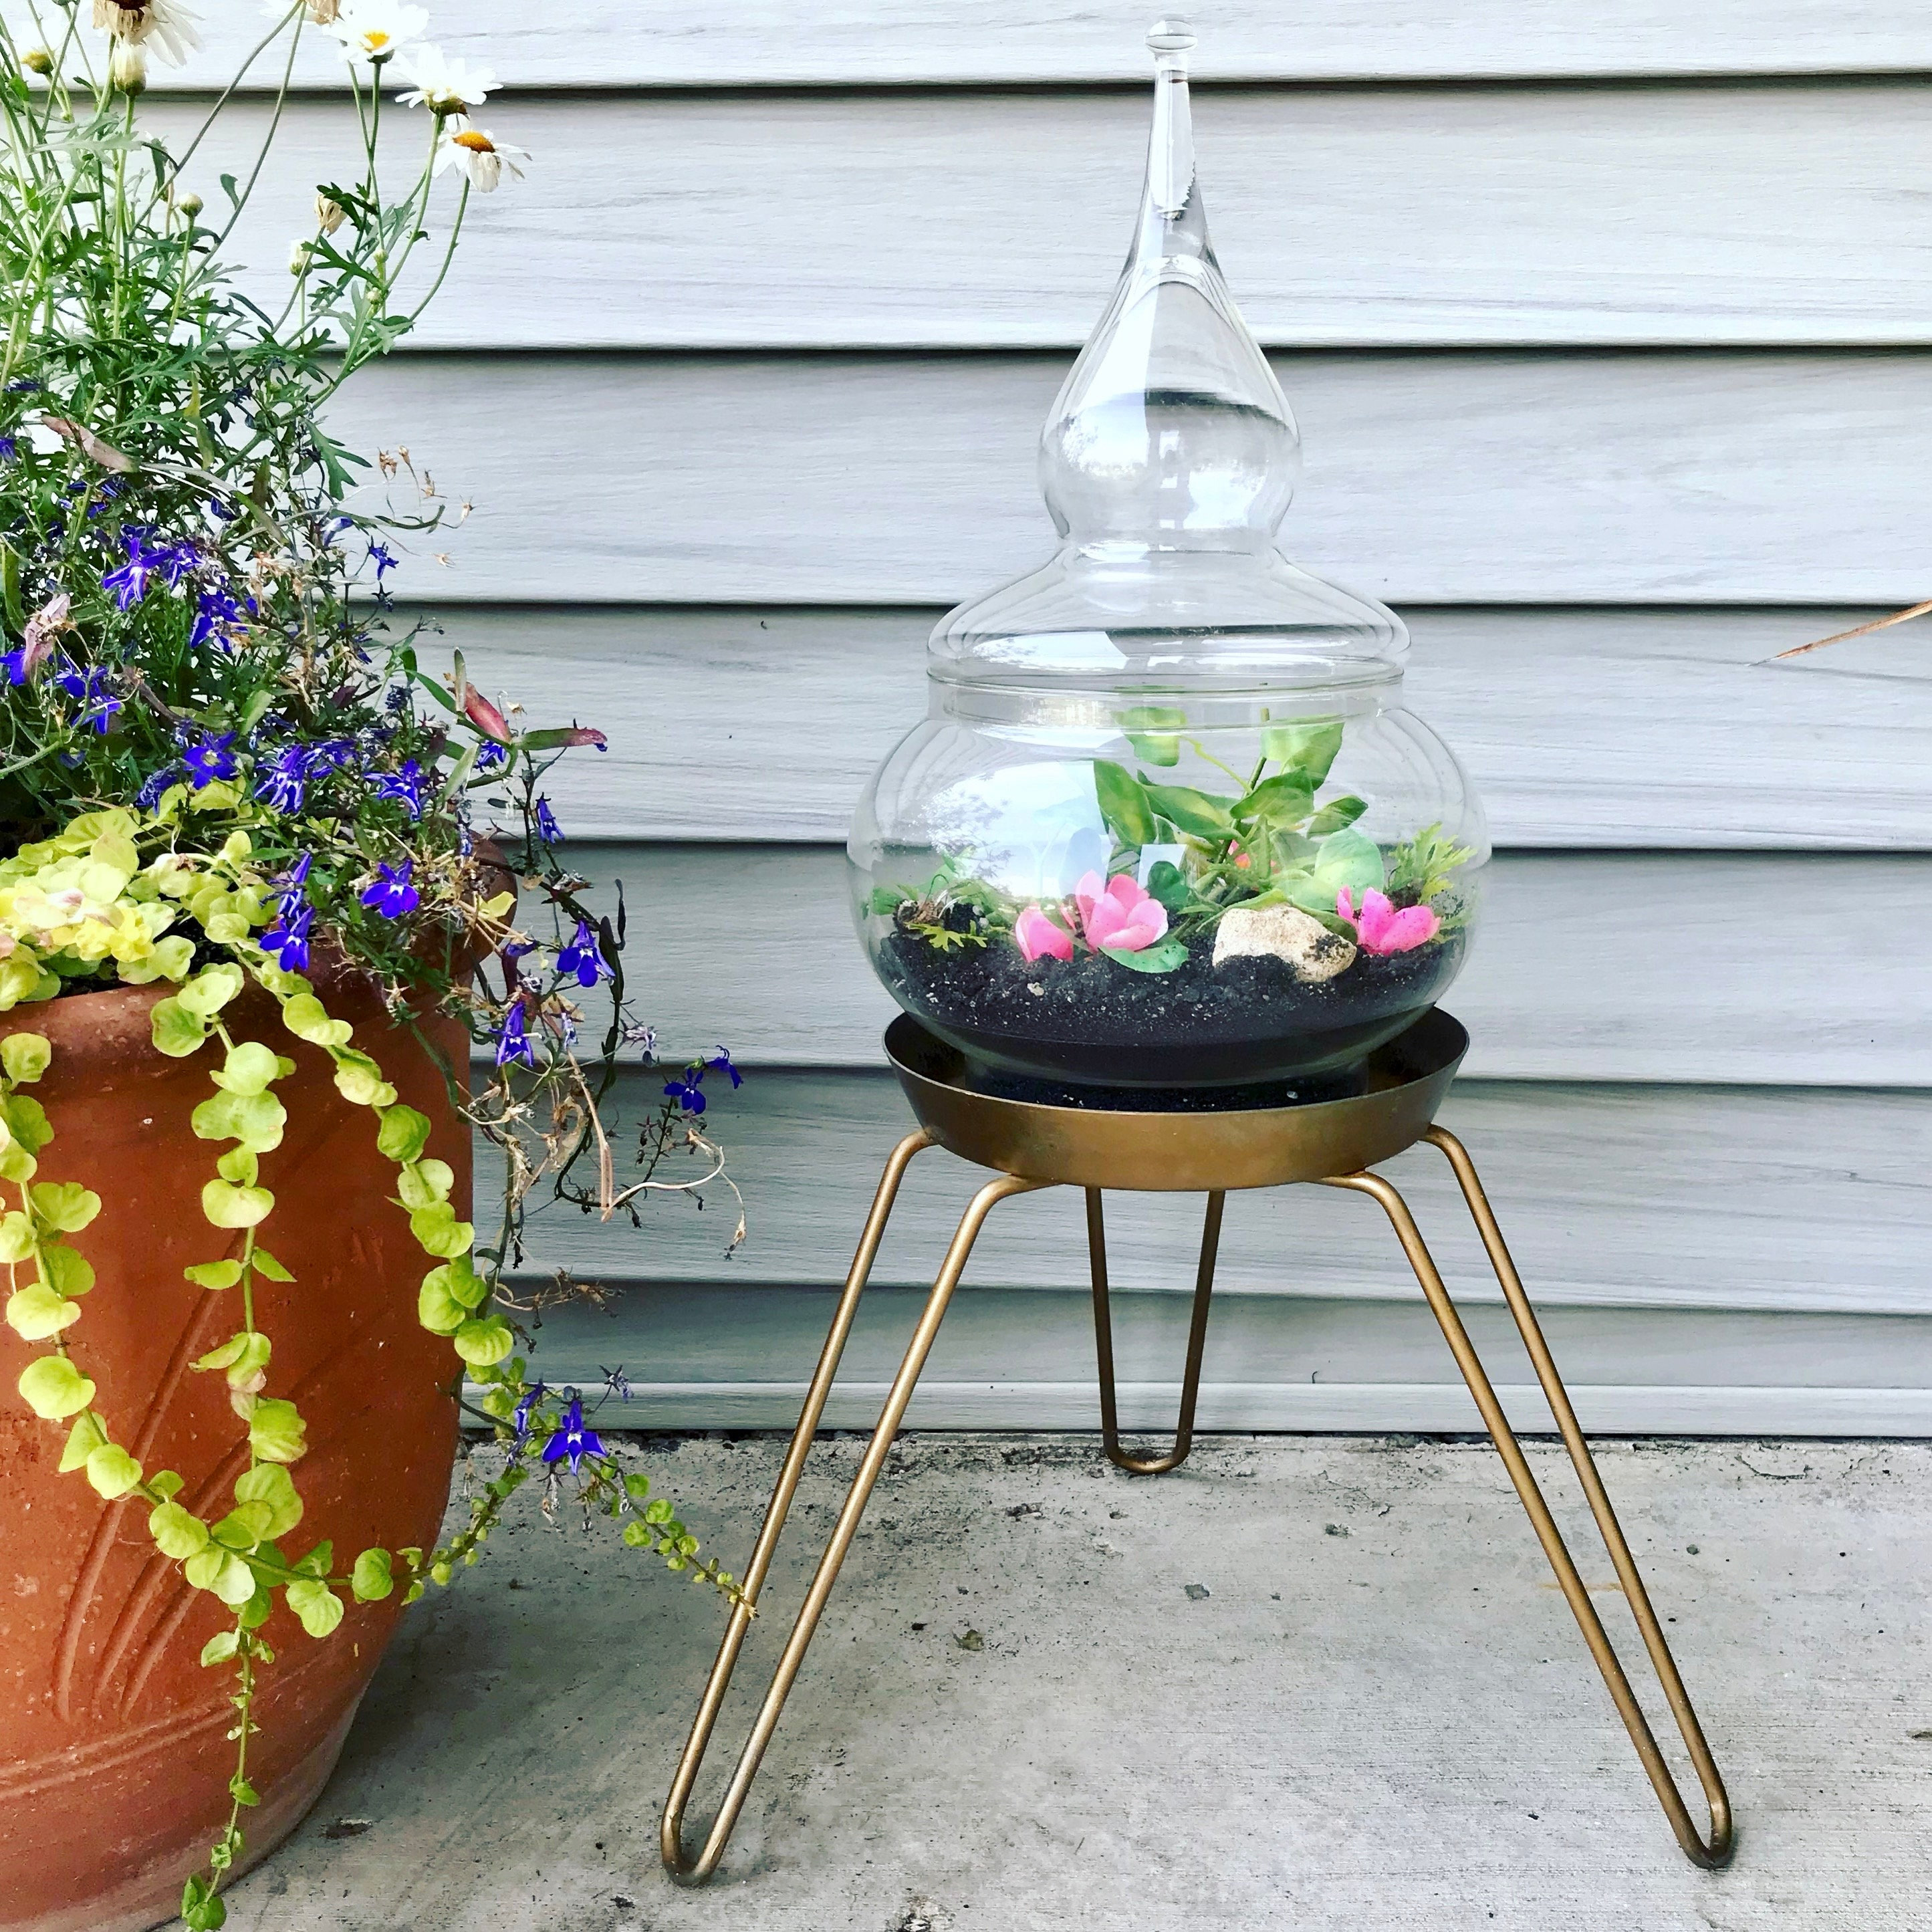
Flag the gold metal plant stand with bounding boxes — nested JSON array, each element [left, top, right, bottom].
[[661, 1011, 1734, 1884]]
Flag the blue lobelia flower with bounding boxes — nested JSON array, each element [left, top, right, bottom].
[[495, 1001, 537, 1069], [259, 900, 314, 971], [0, 437, 15, 464], [510, 1380, 546, 1441], [475, 739, 509, 773], [540, 1396, 605, 1475], [254, 743, 309, 814], [100, 527, 166, 610], [136, 765, 181, 809], [369, 757, 425, 821], [277, 851, 313, 894], [6, 378, 40, 392], [0, 646, 28, 685], [368, 541, 398, 583], [707, 1047, 743, 1090], [58, 663, 122, 734], [535, 796, 562, 846], [663, 1074, 707, 1116], [359, 858, 418, 920], [207, 496, 237, 522], [555, 919, 610, 989], [189, 584, 247, 651], [181, 731, 237, 788], [384, 683, 411, 717], [600, 1365, 632, 1403]]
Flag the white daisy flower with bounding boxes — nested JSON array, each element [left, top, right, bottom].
[[92, 0, 201, 69], [434, 120, 529, 194], [324, 0, 427, 65], [396, 45, 500, 117]]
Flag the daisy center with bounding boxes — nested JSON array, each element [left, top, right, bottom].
[[453, 130, 495, 153]]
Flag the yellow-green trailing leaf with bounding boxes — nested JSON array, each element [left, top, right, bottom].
[[212, 1500, 277, 1548], [18, 1353, 94, 1418], [211, 1041, 279, 1096], [29, 1181, 100, 1233], [440, 1253, 488, 1312], [0, 1135, 34, 1183], [148, 1469, 184, 1499], [191, 1090, 285, 1151], [233, 1462, 303, 1538], [0, 1034, 51, 1084], [375, 1104, 433, 1165], [285, 1578, 344, 1639], [351, 1548, 394, 1602], [194, 1330, 270, 1386], [452, 1314, 514, 1366], [239, 1583, 275, 1629], [332, 1054, 395, 1108], [251, 1247, 293, 1283], [85, 1443, 143, 1498], [408, 1201, 473, 1259], [7, 1283, 78, 1340], [416, 1269, 467, 1336], [183, 1258, 243, 1290], [57, 1410, 107, 1472], [395, 1159, 453, 1211], [199, 1629, 241, 1667], [177, 964, 244, 1017], [149, 1498, 211, 1559], [214, 1146, 259, 1187], [478, 890, 515, 920], [184, 1546, 255, 1604], [2, 1094, 51, 1152], [622, 1520, 652, 1548], [280, 992, 352, 1048], [41, 1245, 94, 1298], [0, 1210, 33, 1262], [202, 1178, 273, 1228], [117, 935, 195, 985], [150, 996, 210, 1058], [215, 830, 251, 868], [245, 1395, 307, 1463]]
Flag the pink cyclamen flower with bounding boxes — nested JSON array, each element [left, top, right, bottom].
[[1015, 905, 1075, 962], [1073, 870, 1169, 953], [1338, 886, 1441, 955]]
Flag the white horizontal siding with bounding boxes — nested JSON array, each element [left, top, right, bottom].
[[148, 86, 1932, 348], [86, 4, 1932, 86], [544, 844, 1932, 1084], [454, 604, 1932, 850], [500, 1070, 1931, 1316], [332, 351, 1932, 605]]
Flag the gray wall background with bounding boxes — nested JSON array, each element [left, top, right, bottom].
[[138, 3, 1932, 1432]]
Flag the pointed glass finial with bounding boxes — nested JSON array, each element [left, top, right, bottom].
[[931, 17, 1407, 691]]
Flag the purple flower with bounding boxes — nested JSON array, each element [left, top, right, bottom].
[[207, 497, 237, 522], [259, 900, 313, 971], [368, 542, 398, 583], [6, 378, 40, 393], [359, 858, 418, 921], [495, 1001, 537, 1070], [369, 757, 425, 821], [555, 919, 610, 989], [384, 683, 411, 717], [55, 659, 121, 734], [535, 796, 562, 846], [475, 740, 509, 773], [181, 731, 237, 788], [600, 1365, 632, 1402], [540, 1397, 604, 1475], [100, 527, 166, 610], [136, 765, 180, 809], [277, 852, 313, 894], [510, 1380, 545, 1441], [0, 437, 15, 464], [663, 1075, 707, 1116], [707, 1048, 743, 1090], [254, 743, 309, 814], [0, 647, 28, 685]]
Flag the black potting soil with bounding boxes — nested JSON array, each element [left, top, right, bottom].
[[876, 926, 1465, 1091]]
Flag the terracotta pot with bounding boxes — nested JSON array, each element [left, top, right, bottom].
[[0, 971, 469, 1932]]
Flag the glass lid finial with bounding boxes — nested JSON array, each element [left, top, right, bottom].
[[931, 17, 1408, 694]]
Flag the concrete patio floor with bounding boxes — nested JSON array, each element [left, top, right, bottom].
[[223, 1433, 1932, 1931]]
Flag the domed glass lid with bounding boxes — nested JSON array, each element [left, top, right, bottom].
[[933, 19, 1406, 697]]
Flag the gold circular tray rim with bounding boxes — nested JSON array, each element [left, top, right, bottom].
[[884, 1007, 1469, 1191]]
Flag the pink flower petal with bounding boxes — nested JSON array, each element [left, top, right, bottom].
[[1015, 907, 1074, 962], [1378, 906, 1441, 953], [1083, 896, 1128, 950]]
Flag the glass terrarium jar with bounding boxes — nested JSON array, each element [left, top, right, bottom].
[[850, 19, 1488, 1092]]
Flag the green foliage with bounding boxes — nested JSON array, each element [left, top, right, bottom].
[[1384, 823, 1478, 906]]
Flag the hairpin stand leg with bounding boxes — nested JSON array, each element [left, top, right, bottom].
[[1324, 1145, 1734, 1870], [1089, 1189, 1223, 1474], [662, 1140, 1045, 1886]]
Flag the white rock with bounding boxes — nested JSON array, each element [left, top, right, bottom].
[[1211, 904, 1357, 983]]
